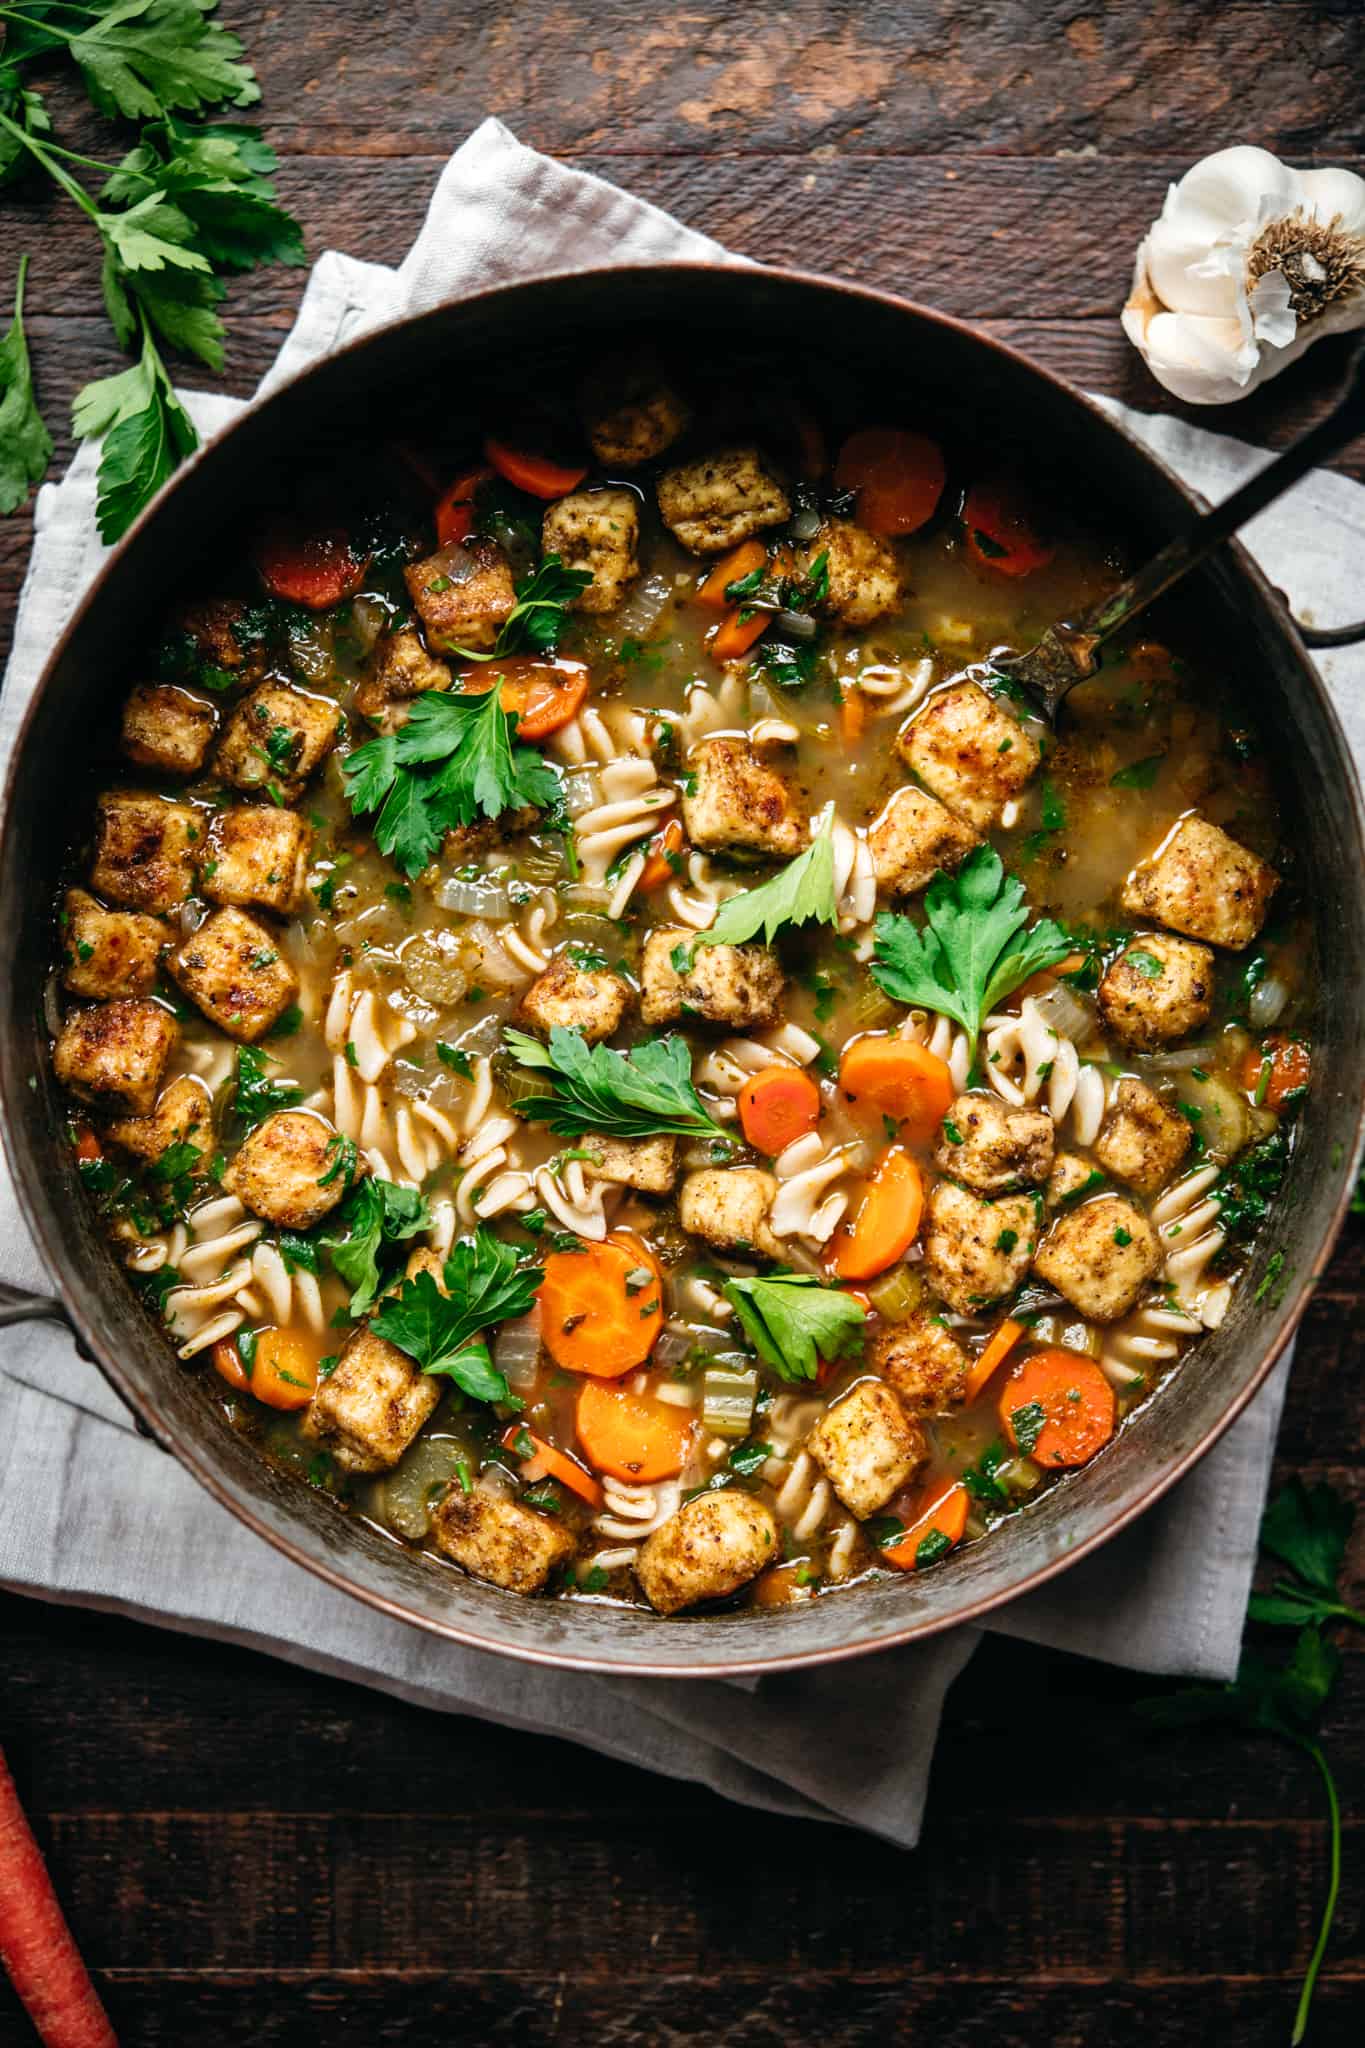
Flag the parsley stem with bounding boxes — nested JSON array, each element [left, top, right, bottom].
[[1291, 1737, 1340, 2047], [0, 109, 100, 220]]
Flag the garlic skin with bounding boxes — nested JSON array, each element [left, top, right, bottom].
[[1123, 146, 1365, 405]]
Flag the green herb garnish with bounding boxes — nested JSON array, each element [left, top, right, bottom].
[[503, 1025, 727, 1143], [722, 1273, 865, 1385]]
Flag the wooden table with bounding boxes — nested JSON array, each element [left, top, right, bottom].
[[2, 5, 1362, 2040]]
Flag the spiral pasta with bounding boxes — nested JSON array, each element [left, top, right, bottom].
[[898, 1009, 973, 1094], [694, 1022, 823, 1117], [844, 653, 935, 721], [768, 1129, 868, 1246], [162, 1194, 263, 1357], [324, 968, 417, 1081], [591, 1475, 682, 1567], [1151, 1164, 1232, 1327], [982, 996, 1109, 1145], [1099, 1299, 1203, 1389], [236, 1238, 328, 1334]]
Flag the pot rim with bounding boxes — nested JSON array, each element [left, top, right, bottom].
[[4, 259, 1363, 1678]]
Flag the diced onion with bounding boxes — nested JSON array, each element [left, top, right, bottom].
[[437, 875, 515, 918], [495, 1308, 543, 1391], [379, 1436, 473, 1540], [655, 1323, 728, 1368], [702, 1366, 758, 1437], [1032, 982, 1094, 1042], [771, 607, 818, 641], [612, 570, 674, 640], [1248, 974, 1289, 1028], [560, 770, 598, 816], [787, 505, 823, 541]]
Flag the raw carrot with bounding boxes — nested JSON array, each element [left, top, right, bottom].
[[434, 463, 492, 546], [538, 1235, 664, 1377], [0, 1745, 117, 2048], [459, 654, 589, 741], [483, 435, 587, 499], [882, 1480, 970, 1570], [638, 818, 687, 892], [1240, 1034, 1310, 1111], [737, 1064, 822, 1155], [709, 605, 770, 663], [211, 1328, 321, 1411], [999, 1348, 1116, 1468], [255, 522, 368, 610], [575, 1379, 695, 1483], [834, 426, 946, 535], [696, 538, 767, 609], [964, 1317, 1025, 1402], [963, 476, 1055, 577], [502, 1424, 604, 1509], [838, 1035, 955, 1145], [830, 1148, 924, 1281]]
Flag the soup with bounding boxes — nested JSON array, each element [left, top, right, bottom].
[[48, 357, 1306, 1615]]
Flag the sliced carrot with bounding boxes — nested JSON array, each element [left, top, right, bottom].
[[539, 1235, 663, 1377], [1000, 1348, 1116, 1469], [964, 1317, 1025, 1403], [696, 538, 768, 609], [638, 818, 687, 892], [834, 426, 946, 536], [838, 1035, 956, 1146], [212, 1328, 321, 1411], [738, 1064, 822, 1155], [840, 689, 868, 744], [72, 1127, 102, 1164], [255, 522, 368, 610], [211, 1336, 250, 1395], [1240, 1034, 1310, 1111], [963, 476, 1055, 577], [882, 1480, 970, 1570], [709, 605, 770, 663], [458, 654, 590, 741], [483, 435, 587, 499], [434, 463, 492, 546], [575, 1379, 695, 1483], [1008, 952, 1087, 1008], [830, 1147, 924, 1281], [502, 1424, 604, 1509], [0, 1746, 118, 2048]]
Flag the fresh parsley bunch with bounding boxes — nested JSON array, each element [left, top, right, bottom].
[[503, 1026, 729, 1145], [0, 2, 305, 538]]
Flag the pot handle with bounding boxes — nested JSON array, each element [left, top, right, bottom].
[[1298, 615, 1365, 650], [0, 1282, 168, 1448]]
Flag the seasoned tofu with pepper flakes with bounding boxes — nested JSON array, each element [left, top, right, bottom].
[[898, 681, 1041, 831], [91, 792, 200, 914], [933, 1090, 1054, 1194], [922, 1180, 1038, 1316], [656, 444, 791, 555], [1120, 815, 1278, 950], [1093, 1077, 1192, 1198], [201, 805, 310, 916], [215, 683, 340, 804], [867, 784, 979, 898], [302, 1326, 440, 1474], [120, 683, 217, 776], [1098, 933, 1215, 1049], [103, 1073, 213, 1163], [681, 736, 807, 860], [169, 905, 300, 1043], [797, 520, 903, 626], [580, 354, 689, 468], [1033, 1194, 1161, 1322], [354, 628, 452, 732], [541, 489, 640, 613], [405, 536, 516, 653], [223, 1110, 359, 1230], [53, 999, 177, 1117], [431, 1485, 576, 1594], [871, 1314, 970, 1417], [1047, 1152, 1105, 1210], [581, 1134, 679, 1194], [677, 1167, 784, 1263], [635, 1490, 778, 1615], [60, 888, 166, 1000], [639, 925, 783, 1030], [806, 1380, 928, 1520], [517, 953, 632, 1045]]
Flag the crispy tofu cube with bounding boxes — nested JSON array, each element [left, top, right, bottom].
[[430, 1485, 575, 1594], [933, 1090, 1054, 1193], [867, 784, 979, 898], [1033, 1194, 1160, 1322], [1120, 816, 1278, 950], [899, 682, 1040, 830], [541, 488, 640, 614], [1047, 1152, 1104, 1209], [442, 806, 539, 865], [60, 888, 166, 1000], [202, 806, 310, 916], [103, 1073, 213, 1163], [635, 1490, 778, 1615], [639, 925, 783, 1029], [922, 1180, 1038, 1316], [53, 999, 177, 1117], [354, 629, 452, 732], [681, 737, 807, 860], [871, 1313, 969, 1417], [215, 683, 340, 803], [91, 792, 201, 914], [302, 1326, 440, 1474], [656, 444, 790, 555], [580, 353, 689, 468], [120, 683, 217, 776], [1098, 933, 1215, 1049], [405, 537, 516, 653], [222, 1110, 359, 1229], [806, 1380, 928, 1520], [169, 906, 300, 1043], [583, 1134, 678, 1194], [1093, 1077, 1191, 1197], [173, 596, 256, 678], [678, 1167, 783, 1262], [797, 520, 902, 626], [517, 953, 632, 1045]]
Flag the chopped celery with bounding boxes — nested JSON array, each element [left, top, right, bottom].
[[702, 1365, 758, 1437], [999, 1456, 1042, 1496], [848, 982, 901, 1033], [865, 1265, 923, 1321]]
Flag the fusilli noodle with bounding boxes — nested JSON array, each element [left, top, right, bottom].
[[982, 996, 1109, 1145], [768, 1129, 869, 1246], [162, 1194, 262, 1357], [1151, 1164, 1232, 1327], [898, 1009, 973, 1094]]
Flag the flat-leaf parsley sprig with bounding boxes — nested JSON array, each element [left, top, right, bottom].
[[723, 1272, 866, 1384], [697, 804, 839, 949], [504, 1026, 730, 1145], [370, 1227, 542, 1406], [452, 554, 592, 662]]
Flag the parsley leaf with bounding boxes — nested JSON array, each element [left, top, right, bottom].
[[320, 1178, 432, 1318], [870, 845, 1073, 1051], [231, 1045, 300, 1131], [370, 1228, 542, 1405], [455, 554, 592, 662], [697, 804, 839, 949], [722, 1273, 865, 1384], [59, 1, 262, 125], [71, 319, 197, 542], [1247, 1478, 1363, 1630], [0, 254, 52, 513], [1109, 753, 1165, 791], [504, 1026, 727, 1143]]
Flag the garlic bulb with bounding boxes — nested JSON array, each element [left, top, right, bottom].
[[1122, 146, 1365, 404]]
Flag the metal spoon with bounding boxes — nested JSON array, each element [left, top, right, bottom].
[[992, 342, 1365, 722]]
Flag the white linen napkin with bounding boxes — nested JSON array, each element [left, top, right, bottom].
[[3, 117, 1358, 1847]]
